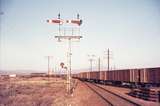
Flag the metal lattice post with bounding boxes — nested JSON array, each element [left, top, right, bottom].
[[47, 14, 83, 94], [55, 36, 82, 94]]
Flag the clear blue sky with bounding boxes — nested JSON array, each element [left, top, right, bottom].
[[0, 0, 160, 73]]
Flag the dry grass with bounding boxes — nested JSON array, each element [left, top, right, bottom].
[[0, 77, 69, 106]]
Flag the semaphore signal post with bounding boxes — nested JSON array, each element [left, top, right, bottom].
[[47, 13, 83, 94]]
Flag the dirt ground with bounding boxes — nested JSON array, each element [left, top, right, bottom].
[[0, 77, 108, 106], [0, 77, 160, 106], [68, 80, 108, 106]]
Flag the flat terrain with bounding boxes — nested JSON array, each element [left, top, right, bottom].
[[0, 77, 160, 106], [97, 83, 160, 106], [0, 77, 108, 106], [0, 77, 70, 106]]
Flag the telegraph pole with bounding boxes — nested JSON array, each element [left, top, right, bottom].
[[88, 54, 95, 72], [98, 57, 101, 81], [107, 49, 109, 71], [104, 48, 110, 71], [89, 59, 93, 72], [47, 14, 83, 94], [98, 57, 101, 72], [45, 56, 53, 76]]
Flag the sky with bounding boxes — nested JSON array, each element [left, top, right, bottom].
[[0, 0, 160, 73]]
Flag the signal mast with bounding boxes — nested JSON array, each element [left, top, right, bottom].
[[47, 13, 83, 94]]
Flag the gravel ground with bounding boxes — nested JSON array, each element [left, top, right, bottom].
[[97, 84, 160, 106], [67, 80, 108, 106]]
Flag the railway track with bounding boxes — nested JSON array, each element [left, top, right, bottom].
[[84, 82, 141, 106]]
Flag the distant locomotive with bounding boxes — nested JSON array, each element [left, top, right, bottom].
[[73, 67, 160, 88]]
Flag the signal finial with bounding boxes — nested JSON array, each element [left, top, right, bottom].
[[58, 13, 60, 19], [77, 13, 79, 19]]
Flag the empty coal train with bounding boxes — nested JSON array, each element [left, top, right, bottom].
[[73, 67, 160, 88]]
